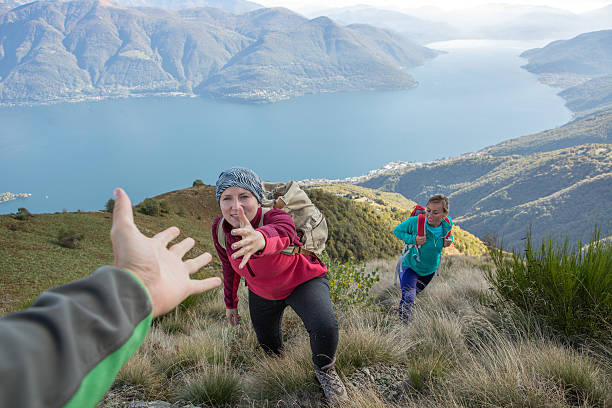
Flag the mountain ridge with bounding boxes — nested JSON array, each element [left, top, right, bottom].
[[520, 30, 612, 116], [0, 0, 437, 105]]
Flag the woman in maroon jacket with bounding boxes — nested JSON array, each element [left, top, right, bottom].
[[212, 167, 347, 404]]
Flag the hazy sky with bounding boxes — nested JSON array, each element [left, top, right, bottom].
[[256, 0, 612, 14]]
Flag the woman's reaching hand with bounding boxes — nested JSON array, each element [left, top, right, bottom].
[[230, 206, 266, 269]]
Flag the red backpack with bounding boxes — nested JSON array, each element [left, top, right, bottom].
[[410, 204, 452, 243]]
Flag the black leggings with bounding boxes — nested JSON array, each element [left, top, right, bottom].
[[248, 276, 339, 369]]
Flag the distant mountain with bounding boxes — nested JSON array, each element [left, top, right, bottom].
[[521, 30, 612, 115], [454, 5, 583, 40], [308, 4, 612, 43], [0, 0, 437, 105], [521, 30, 612, 76], [356, 110, 612, 250], [309, 6, 457, 44], [115, 0, 262, 14], [0, 0, 263, 14]]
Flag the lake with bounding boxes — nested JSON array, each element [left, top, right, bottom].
[[0, 39, 572, 214]]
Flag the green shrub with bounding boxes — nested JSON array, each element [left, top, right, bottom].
[[159, 200, 172, 215], [57, 229, 84, 249], [192, 179, 204, 187], [486, 226, 612, 341], [105, 198, 115, 213], [139, 198, 160, 216], [13, 207, 32, 220], [322, 253, 380, 307]]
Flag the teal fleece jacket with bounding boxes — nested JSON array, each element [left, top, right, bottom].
[[0, 266, 152, 408], [393, 216, 453, 276]]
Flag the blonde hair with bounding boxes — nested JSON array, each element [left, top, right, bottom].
[[427, 194, 449, 213]]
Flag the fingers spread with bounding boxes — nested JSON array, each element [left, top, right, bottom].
[[154, 226, 180, 246], [170, 237, 195, 258], [184, 252, 213, 274], [230, 236, 252, 251], [111, 188, 135, 229], [232, 246, 249, 259], [189, 277, 222, 296], [239, 254, 251, 269], [238, 206, 251, 228], [231, 227, 249, 237]]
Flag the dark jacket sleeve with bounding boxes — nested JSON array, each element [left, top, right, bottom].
[[0, 266, 153, 408]]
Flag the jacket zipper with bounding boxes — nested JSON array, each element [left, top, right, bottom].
[[246, 263, 256, 277]]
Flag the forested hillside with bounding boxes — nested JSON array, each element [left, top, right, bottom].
[[481, 109, 612, 156]]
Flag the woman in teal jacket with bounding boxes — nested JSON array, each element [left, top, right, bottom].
[[393, 194, 453, 322]]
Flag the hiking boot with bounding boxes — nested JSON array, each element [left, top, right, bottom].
[[314, 366, 349, 405]]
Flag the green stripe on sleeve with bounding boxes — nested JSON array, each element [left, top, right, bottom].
[[62, 312, 153, 408]]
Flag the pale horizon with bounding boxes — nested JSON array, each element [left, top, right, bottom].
[[256, 0, 612, 14]]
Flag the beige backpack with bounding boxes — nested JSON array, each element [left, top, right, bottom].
[[216, 180, 328, 256]]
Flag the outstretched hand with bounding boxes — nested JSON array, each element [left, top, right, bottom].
[[443, 238, 452, 247], [230, 206, 265, 269], [110, 188, 222, 317]]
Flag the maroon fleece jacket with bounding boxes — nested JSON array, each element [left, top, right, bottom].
[[212, 207, 327, 309]]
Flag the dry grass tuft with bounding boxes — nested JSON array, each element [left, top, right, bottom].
[[101, 254, 610, 408], [247, 340, 319, 401], [174, 365, 242, 406], [337, 308, 413, 373]]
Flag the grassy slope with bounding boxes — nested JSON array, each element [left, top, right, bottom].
[[0, 184, 222, 313], [0, 183, 486, 313], [98, 255, 612, 407], [2, 185, 607, 407]]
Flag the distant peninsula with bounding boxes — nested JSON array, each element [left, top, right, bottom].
[[520, 30, 612, 116], [0, 1, 438, 105], [0, 192, 31, 203]]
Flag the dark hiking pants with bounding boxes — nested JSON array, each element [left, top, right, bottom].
[[248, 275, 338, 369], [398, 266, 435, 323]]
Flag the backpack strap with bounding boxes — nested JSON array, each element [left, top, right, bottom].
[[216, 217, 226, 250], [417, 213, 426, 238], [444, 216, 452, 240]]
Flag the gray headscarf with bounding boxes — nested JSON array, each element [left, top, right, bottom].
[[215, 167, 264, 204]]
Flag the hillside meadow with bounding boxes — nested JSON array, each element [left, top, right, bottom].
[[97, 254, 611, 407], [0, 182, 609, 407], [0, 184, 485, 313]]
